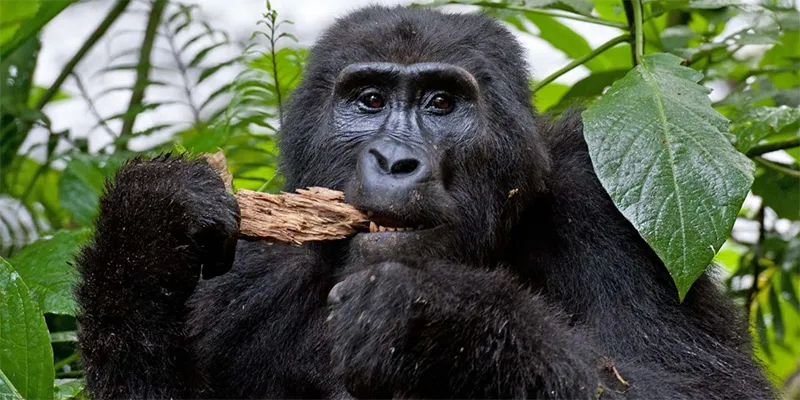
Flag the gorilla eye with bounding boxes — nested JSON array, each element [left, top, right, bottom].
[[358, 91, 386, 111], [427, 93, 455, 113]]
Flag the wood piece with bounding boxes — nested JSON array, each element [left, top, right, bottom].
[[200, 149, 233, 193], [235, 187, 369, 244], [200, 151, 368, 244]]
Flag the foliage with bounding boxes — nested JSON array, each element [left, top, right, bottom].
[[583, 52, 753, 300], [0, 0, 797, 398]]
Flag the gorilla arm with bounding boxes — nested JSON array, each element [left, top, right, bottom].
[[74, 157, 239, 399], [327, 261, 608, 399]]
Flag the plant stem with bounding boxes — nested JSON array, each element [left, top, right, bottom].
[[746, 136, 800, 157], [745, 206, 765, 315], [268, 11, 284, 124], [35, 0, 131, 110], [54, 352, 80, 371], [120, 0, 168, 138], [531, 34, 630, 93], [468, 1, 628, 29], [755, 157, 800, 178], [631, 0, 644, 66]]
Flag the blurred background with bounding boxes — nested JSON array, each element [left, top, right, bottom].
[[1, 0, 798, 398]]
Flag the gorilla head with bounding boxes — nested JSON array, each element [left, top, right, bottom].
[[280, 6, 551, 264]]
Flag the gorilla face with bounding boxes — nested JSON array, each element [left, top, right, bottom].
[[334, 62, 483, 262], [280, 7, 551, 264]]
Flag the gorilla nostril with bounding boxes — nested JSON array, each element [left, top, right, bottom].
[[369, 149, 389, 172], [390, 159, 420, 175]]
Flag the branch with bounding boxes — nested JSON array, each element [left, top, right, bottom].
[[465, 1, 628, 29], [746, 136, 800, 157], [531, 34, 630, 93], [754, 157, 800, 178], [35, 0, 131, 110], [120, 0, 167, 138]]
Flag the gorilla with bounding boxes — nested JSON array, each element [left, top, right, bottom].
[[75, 5, 773, 399]]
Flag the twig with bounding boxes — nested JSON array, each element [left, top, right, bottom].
[[120, 0, 168, 138], [465, 1, 628, 29], [754, 157, 800, 178], [531, 34, 630, 93], [746, 136, 800, 157]]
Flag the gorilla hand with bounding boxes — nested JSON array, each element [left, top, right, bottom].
[[90, 155, 240, 290], [75, 155, 239, 399]]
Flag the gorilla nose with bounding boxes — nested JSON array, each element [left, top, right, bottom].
[[359, 140, 431, 193]]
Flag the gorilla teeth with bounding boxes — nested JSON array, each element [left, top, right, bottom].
[[368, 221, 414, 233]]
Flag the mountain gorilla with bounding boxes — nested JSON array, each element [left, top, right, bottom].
[[75, 5, 772, 400]]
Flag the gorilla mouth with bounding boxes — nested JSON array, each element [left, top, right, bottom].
[[365, 212, 430, 233], [368, 222, 419, 232]]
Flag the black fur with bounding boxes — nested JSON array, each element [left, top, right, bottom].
[[75, 6, 773, 399]]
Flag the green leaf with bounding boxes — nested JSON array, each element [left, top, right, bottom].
[[521, 0, 593, 15], [520, 14, 613, 72], [27, 86, 70, 108], [552, 69, 629, 111], [751, 168, 800, 220], [732, 106, 800, 154], [582, 53, 754, 300], [760, 31, 800, 89], [533, 82, 569, 112], [0, 0, 74, 61], [0, 258, 54, 400], [0, 369, 23, 400], [53, 379, 83, 400], [660, 26, 698, 52], [7, 229, 90, 316], [0, 0, 39, 47], [58, 155, 108, 226]]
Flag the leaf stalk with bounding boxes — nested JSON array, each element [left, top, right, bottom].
[[531, 34, 630, 93]]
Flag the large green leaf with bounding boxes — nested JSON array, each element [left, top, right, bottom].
[[582, 53, 754, 300], [0, 258, 54, 400], [7, 229, 90, 316]]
